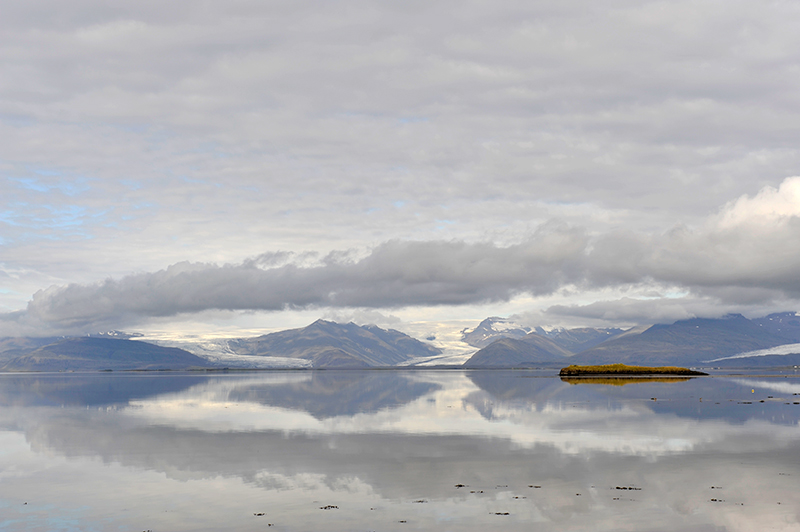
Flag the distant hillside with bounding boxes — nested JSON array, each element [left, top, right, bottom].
[[0, 336, 61, 363], [5, 312, 799, 371], [229, 319, 441, 368], [460, 316, 621, 353], [463, 333, 571, 368], [1, 337, 214, 371], [535, 327, 624, 353], [752, 312, 800, 342], [570, 314, 797, 366]]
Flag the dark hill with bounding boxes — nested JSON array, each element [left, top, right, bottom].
[[0, 336, 61, 363], [570, 314, 795, 366], [537, 327, 624, 353], [229, 320, 441, 368], [0, 337, 214, 371], [752, 312, 800, 342], [464, 333, 570, 368]]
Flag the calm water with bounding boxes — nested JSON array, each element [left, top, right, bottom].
[[1, 370, 800, 531]]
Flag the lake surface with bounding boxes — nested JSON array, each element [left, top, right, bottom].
[[1, 369, 799, 531]]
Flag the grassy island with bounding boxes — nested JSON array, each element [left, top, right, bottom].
[[559, 363, 707, 376]]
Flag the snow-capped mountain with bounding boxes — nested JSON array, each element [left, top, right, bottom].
[[460, 317, 532, 348]]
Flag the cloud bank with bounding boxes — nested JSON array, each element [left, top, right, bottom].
[[5, 177, 800, 334]]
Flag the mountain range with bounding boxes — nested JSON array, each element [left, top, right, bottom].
[[463, 335, 571, 368], [2, 313, 800, 371], [464, 312, 800, 368], [461, 317, 623, 352], [461, 317, 625, 368], [0, 337, 213, 372], [0, 320, 441, 371]]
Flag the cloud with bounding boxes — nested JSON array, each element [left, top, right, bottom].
[[543, 297, 699, 325], [4, 175, 800, 334], [4, 3, 800, 333], [715, 176, 800, 228], [321, 309, 402, 328], [10, 223, 589, 333], [537, 294, 786, 327]]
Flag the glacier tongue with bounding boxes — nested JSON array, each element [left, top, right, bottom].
[[134, 337, 312, 369]]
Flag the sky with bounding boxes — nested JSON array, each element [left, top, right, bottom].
[[2, 0, 800, 338]]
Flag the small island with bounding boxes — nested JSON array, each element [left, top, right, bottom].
[[559, 363, 707, 376]]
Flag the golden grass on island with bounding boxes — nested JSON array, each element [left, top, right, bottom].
[[559, 363, 707, 376]]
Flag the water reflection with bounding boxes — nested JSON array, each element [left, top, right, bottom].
[[1, 370, 799, 531], [0, 372, 208, 407], [226, 371, 440, 419], [560, 376, 695, 385]]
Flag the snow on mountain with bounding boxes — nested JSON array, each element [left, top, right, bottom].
[[461, 317, 532, 348], [706, 342, 800, 363]]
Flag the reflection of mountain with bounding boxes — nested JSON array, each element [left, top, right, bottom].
[[0, 373, 210, 407], [467, 370, 800, 426], [0, 337, 214, 371], [7, 371, 800, 508], [4, 368, 800, 532], [14, 409, 564, 501], [466, 371, 572, 404], [227, 371, 439, 419], [16, 406, 800, 532], [229, 320, 441, 367]]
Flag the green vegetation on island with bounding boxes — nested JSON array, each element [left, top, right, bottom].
[[559, 363, 707, 376]]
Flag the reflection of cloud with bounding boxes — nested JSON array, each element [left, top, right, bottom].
[[728, 378, 800, 396], [3, 371, 800, 531], [111, 373, 800, 457]]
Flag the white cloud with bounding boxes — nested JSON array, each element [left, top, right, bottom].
[[715, 176, 800, 229]]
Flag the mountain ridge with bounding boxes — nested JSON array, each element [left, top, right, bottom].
[[4, 312, 800, 371], [462, 312, 800, 368], [228, 319, 442, 368], [0, 337, 214, 371], [569, 313, 800, 366]]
